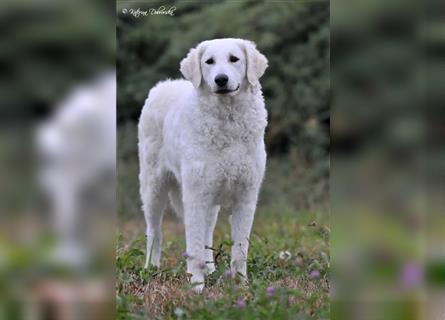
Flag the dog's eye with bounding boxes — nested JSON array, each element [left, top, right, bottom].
[[205, 58, 214, 65], [229, 56, 239, 63]]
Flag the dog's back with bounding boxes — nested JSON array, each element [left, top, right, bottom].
[[138, 79, 192, 141]]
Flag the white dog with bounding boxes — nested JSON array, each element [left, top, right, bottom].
[[37, 72, 116, 267], [138, 38, 268, 292]]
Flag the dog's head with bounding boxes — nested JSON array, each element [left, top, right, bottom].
[[180, 38, 268, 95]]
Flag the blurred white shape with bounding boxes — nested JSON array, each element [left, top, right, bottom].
[[36, 71, 116, 268], [278, 250, 292, 260]]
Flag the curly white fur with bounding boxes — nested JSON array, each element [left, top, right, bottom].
[[138, 39, 268, 292]]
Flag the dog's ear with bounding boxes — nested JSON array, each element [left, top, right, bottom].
[[243, 40, 268, 86], [180, 46, 202, 88]]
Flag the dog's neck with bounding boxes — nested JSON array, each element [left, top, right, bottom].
[[196, 84, 263, 119]]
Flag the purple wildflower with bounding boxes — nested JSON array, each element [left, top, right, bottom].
[[401, 262, 423, 288], [182, 251, 189, 258], [310, 270, 320, 279], [224, 270, 234, 278], [236, 298, 246, 308], [266, 286, 275, 297]]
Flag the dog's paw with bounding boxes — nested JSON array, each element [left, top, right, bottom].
[[191, 282, 204, 294], [187, 270, 205, 293]]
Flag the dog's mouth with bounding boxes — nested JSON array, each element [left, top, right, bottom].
[[215, 84, 240, 94]]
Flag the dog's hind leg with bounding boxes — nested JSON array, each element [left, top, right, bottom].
[[140, 175, 168, 269]]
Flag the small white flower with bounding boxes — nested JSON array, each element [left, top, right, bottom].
[[174, 307, 185, 317], [279, 250, 292, 260]]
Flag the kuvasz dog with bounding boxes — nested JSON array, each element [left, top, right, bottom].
[[138, 38, 268, 292]]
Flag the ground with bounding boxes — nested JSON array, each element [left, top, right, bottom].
[[116, 209, 330, 319]]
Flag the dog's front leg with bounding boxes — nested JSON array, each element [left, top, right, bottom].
[[183, 201, 209, 293], [230, 196, 257, 282]]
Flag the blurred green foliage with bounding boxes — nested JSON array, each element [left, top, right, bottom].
[[0, 0, 114, 119], [331, 1, 445, 319], [117, 0, 330, 212]]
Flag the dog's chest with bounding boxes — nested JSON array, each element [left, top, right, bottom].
[[191, 109, 266, 193], [192, 106, 265, 153]]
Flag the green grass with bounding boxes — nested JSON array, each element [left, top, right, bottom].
[[116, 209, 330, 319]]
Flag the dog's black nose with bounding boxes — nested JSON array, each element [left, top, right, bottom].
[[215, 74, 228, 87]]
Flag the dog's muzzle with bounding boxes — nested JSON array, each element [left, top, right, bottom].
[[215, 84, 240, 94]]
